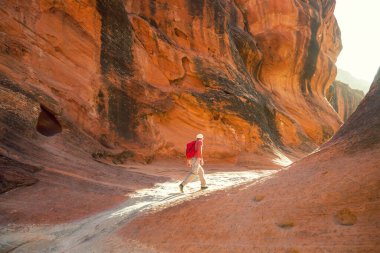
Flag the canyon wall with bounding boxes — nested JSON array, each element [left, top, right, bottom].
[[327, 80, 365, 121], [0, 0, 342, 167]]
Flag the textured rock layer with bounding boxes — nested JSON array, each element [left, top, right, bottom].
[[0, 0, 342, 168], [0, 155, 40, 194], [327, 80, 365, 121]]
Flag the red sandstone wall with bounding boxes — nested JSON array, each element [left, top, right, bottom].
[[0, 0, 342, 165], [327, 80, 365, 121]]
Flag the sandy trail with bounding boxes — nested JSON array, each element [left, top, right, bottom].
[[0, 170, 277, 253]]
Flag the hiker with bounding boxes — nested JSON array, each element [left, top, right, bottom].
[[179, 133, 208, 193]]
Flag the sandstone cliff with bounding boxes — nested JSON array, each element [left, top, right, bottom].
[[0, 0, 342, 169], [1, 1, 378, 250], [327, 80, 365, 121], [119, 68, 380, 252]]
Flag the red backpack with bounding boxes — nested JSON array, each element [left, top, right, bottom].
[[186, 140, 196, 159]]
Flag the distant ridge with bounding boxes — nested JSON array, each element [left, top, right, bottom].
[[336, 68, 371, 93]]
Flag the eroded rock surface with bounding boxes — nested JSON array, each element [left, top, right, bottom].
[[0, 2, 378, 250], [0, 155, 40, 194], [0, 0, 344, 225], [1, 0, 342, 167], [327, 80, 365, 121]]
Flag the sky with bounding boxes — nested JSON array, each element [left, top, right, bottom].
[[334, 0, 380, 83]]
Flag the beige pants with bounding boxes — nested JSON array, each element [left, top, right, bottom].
[[182, 158, 206, 187]]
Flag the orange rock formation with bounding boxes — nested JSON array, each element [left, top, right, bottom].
[[327, 80, 365, 121], [0, 0, 347, 225], [1, 0, 342, 168], [119, 68, 380, 253]]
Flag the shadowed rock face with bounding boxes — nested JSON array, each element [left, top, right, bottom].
[[327, 80, 365, 121], [0, 155, 41, 194], [0, 0, 342, 167], [119, 69, 380, 252], [36, 105, 63, 136]]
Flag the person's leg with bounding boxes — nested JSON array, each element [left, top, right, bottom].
[[198, 166, 206, 187], [180, 158, 200, 193], [191, 158, 200, 174], [181, 172, 196, 186]]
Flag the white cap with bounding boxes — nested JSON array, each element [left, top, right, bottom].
[[196, 133, 204, 139]]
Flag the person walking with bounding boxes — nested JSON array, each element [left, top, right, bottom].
[[179, 133, 208, 193]]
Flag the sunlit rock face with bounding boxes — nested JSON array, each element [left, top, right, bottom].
[[0, 0, 342, 166], [327, 81, 365, 121], [119, 69, 380, 253]]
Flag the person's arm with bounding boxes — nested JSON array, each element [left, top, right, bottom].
[[199, 141, 204, 165]]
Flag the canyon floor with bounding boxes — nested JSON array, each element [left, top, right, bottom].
[[0, 168, 277, 252]]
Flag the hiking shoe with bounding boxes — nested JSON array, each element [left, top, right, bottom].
[[179, 184, 184, 193], [201, 186, 208, 190]]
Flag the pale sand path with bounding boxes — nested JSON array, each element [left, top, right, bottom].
[[0, 170, 277, 253]]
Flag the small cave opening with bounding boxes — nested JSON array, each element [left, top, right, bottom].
[[36, 105, 62, 136]]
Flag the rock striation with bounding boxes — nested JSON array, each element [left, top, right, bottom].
[[0, 0, 342, 168], [327, 80, 365, 121], [119, 68, 380, 252], [0, 155, 41, 194]]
